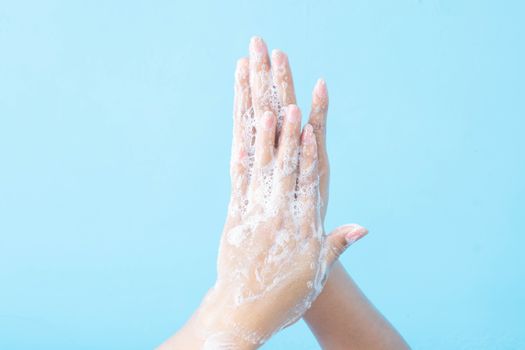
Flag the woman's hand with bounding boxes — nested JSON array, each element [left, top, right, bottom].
[[216, 105, 341, 344]]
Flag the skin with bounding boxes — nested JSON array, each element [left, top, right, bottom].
[[158, 37, 409, 349], [305, 262, 411, 349]]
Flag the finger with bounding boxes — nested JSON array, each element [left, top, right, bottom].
[[271, 49, 296, 143], [325, 224, 368, 266], [231, 57, 251, 176], [273, 104, 302, 198], [254, 111, 276, 171], [271, 49, 297, 106], [249, 36, 274, 121], [229, 58, 252, 218], [248, 111, 277, 204], [297, 124, 319, 220], [308, 79, 330, 219]]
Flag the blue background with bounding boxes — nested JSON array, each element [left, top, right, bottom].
[[1, 1, 524, 349]]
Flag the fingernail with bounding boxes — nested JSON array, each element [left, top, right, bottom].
[[250, 36, 267, 57], [286, 104, 301, 123], [271, 49, 286, 67], [262, 111, 275, 129], [302, 124, 314, 143], [344, 224, 369, 245], [314, 78, 327, 99]]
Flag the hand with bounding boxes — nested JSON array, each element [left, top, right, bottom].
[[216, 104, 329, 342]]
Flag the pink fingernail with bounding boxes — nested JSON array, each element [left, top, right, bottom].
[[262, 111, 275, 129], [344, 225, 369, 245], [250, 36, 267, 56], [271, 49, 286, 66], [286, 104, 301, 123], [302, 124, 314, 143], [315, 78, 328, 99]]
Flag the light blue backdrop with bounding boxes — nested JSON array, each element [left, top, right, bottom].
[[1, 1, 524, 349]]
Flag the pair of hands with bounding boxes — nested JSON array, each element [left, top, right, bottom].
[[162, 37, 368, 349], [208, 37, 368, 348]]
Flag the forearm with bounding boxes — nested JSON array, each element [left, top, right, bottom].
[[304, 261, 410, 350], [158, 318, 257, 350]]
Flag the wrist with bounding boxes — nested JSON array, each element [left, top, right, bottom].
[[157, 287, 261, 350], [188, 287, 265, 349]]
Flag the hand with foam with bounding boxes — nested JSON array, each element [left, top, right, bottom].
[[158, 37, 368, 350]]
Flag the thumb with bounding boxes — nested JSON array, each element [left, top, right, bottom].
[[325, 224, 369, 266]]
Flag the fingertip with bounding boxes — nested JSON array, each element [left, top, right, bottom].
[[315, 78, 327, 95], [313, 78, 329, 107], [235, 57, 249, 81], [271, 49, 287, 67], [286, 104, 301, 123], [249, 36, 267, 57], [250, 35, 263, 44], [236, 57, 249, 69], [261, 110, 275, 130], [344, 224, 369, 245]]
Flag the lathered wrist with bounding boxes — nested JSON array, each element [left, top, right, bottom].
[[189, 286, 267, 349]]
